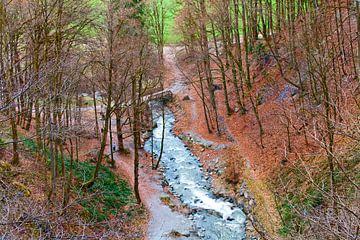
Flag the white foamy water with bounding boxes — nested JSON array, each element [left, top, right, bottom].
[[144, 109, 246, 240]]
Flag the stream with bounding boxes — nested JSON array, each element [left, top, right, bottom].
[[144, 108, 246, 240]]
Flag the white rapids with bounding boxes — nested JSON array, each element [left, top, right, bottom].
[[144, 109, 246, 240]]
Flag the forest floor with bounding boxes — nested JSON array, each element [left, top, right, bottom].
[[0, 113, 148, 239]]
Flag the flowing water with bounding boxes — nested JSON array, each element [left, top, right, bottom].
[[144, 108, 246, 240]]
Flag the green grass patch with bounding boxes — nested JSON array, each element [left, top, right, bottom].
[[21, 137, 135, 222], [73, 161, 133, 221]]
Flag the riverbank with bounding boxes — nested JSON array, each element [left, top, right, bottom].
[[144, 109, 246, 239], [163, 45, 282, 238], [110, 136, 198, 239]]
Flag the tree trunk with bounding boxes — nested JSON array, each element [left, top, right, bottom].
[[115, 110, 125, 152], [132, 76, 141, 204], [92, 84, 100, 139], [154, 106, 165, 169]]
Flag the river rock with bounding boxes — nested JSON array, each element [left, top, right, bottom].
[[142, 131, 151, 140], [244, 191, 249, 199], [249, 199, 256, 207], [181, 230, 191, 237], [239, 182, 247, 196], [216, 169, 224, 176], [214, 144, 227, 150], [237, 200, 245, 210]]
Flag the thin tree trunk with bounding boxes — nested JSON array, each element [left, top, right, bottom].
[[92, 84, 100, 139], [115, 110, 125, 152], [154, 106, 165, 170], [132, 77, 141, 204], [109, 114, 115, 168]]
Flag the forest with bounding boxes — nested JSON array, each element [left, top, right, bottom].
[[0, 0, 359, 239]]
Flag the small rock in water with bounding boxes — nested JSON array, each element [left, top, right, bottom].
[[181, 231, 191, 237], [239, 188, 245, 197], [244, 191, 249, 199], [238, 200, 245, 210], [216, 169, 224, 176]]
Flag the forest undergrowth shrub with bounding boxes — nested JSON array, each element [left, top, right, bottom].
[[274, 146, 360, 239], [21, 137, 136, 221], [223, 146, 245, 185]]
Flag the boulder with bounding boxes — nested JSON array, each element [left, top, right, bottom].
[[182, 95, 190, 101]]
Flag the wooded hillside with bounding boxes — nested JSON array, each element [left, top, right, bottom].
[[0, 0, 359, 239]]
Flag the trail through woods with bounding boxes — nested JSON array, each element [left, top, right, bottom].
[[110, 46, 198, 240]]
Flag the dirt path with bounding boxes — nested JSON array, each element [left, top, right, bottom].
[[163, 46, 200, 129], [110, 46, 199, 240], [112, 144, 195, 240], [163, 46, 188, 95]]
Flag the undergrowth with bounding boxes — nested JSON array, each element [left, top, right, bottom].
[[274, 148, 360, 237], [21, 137, 135, 222]]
